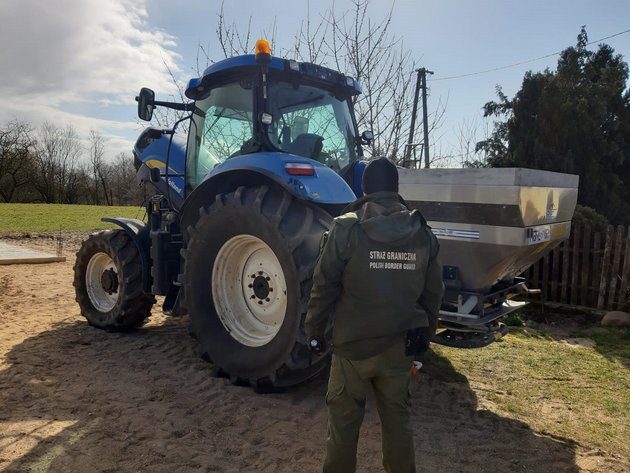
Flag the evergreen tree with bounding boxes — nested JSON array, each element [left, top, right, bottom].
[[476, 27, 630, 224]]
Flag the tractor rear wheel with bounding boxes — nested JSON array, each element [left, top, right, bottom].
[[74, 230, 155, 330], [183, 186, 332, 389]]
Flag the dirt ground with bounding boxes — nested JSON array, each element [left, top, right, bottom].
[[0, 235, 628, 472]]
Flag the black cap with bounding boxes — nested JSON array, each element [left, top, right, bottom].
[[362, 157, 399, 194]]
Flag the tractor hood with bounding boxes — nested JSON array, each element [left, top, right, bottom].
[[133, 127, 186, 207]]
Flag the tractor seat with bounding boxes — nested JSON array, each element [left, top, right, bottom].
[[283, 133, 323, 161]]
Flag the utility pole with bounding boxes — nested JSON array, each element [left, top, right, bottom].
[[419, 67, 434, 168], [404, 69, 423, 168], [405, 67, 434, 168]]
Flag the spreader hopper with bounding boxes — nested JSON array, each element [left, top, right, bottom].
[[399, 167, 579, 347]]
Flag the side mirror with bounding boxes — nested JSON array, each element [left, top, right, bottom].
[[136, 88, 155, 121], [361, 130, 374, 144]]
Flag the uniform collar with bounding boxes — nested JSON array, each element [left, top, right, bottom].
[[342, 191, 409, 214]]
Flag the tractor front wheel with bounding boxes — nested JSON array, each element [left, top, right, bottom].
[[74, 230, 155, 330]]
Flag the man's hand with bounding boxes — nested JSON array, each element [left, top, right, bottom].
[[308, 336, 326, 356]]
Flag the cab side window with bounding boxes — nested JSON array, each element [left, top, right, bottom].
[[187, 82, 253, 190]]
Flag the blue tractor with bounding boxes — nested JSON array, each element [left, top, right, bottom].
[[73, 40, 374, 390]]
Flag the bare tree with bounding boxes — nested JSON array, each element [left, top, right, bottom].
[[0, 120, 35, 202], [147, 1, 447, 166], [88, 130, 115, 205], [212, 2, 278, 61], [442, 116, 494, 168], [151, 59, 190, 129], [212, 0, 447, 163], [454, 117, 480, 166], [32, 123, 82, 203], [1, 118, 148, 206], [107, 152, 146, 206], [327, 1, 417, 159]]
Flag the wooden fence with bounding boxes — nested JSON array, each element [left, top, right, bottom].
[[523, 224, 630, 311]]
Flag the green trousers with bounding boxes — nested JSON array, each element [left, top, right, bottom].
[[323, 341, 415, 473]]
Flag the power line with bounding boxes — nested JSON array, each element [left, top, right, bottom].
[[430, 28, 630, 82]]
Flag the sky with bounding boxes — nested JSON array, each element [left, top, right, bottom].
[[1, 0, 628, 163]]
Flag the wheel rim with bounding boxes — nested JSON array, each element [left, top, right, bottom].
[[85, 252, 119, 313], [212, 235, 288, 347]]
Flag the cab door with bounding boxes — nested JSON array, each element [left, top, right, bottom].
[[185, 81, 255, 194]]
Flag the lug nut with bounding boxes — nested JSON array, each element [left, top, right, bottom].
[[265, 298, 270, 302], [248, 284, 253, 288], [269, 288, 273, 292], [258, 301, 263, 305], [266, 276, 270, 281], [250, 295, 255, 299]]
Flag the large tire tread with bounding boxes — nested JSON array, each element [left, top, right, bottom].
[[184, 185, 332, 390], [73, 230, 155, 331]]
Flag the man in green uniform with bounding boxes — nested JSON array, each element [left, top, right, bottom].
[[305, 157, 444, 473]]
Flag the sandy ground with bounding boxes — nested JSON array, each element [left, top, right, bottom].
[[0, 234, 628, 472]]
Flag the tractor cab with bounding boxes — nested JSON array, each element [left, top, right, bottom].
[[185, 55, 363, 188], [134, 40, 370, 209]]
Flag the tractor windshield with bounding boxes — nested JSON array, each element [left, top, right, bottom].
[[266, 82, 357, 171]]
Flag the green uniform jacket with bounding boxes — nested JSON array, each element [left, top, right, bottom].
[[305, 191, 444, 360]]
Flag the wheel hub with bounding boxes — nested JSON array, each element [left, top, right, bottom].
[[211, 235, 288, 347], [85, 252, 119, 313], [100, 268, 119, 294], [250, 273, 271, 302]]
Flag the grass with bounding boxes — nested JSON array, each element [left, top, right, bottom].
[[503, 311, 525, 326], [434, 325, 630, 459], [0, 203, 145, 233]]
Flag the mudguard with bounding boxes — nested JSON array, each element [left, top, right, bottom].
[[101, 217, 151, 292], [180, 152, 357, 234]]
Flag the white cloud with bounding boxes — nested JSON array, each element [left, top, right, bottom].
[[0, 0, 181, 158]]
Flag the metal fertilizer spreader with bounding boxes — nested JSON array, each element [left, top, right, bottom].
[[399, 167, 579, 348]]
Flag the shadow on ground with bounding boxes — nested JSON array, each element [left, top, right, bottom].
[[0, 318, 608, 472]]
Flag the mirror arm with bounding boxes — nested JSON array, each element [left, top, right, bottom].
[[137, 98, 205, 118], [152, 100, 190, 111]]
